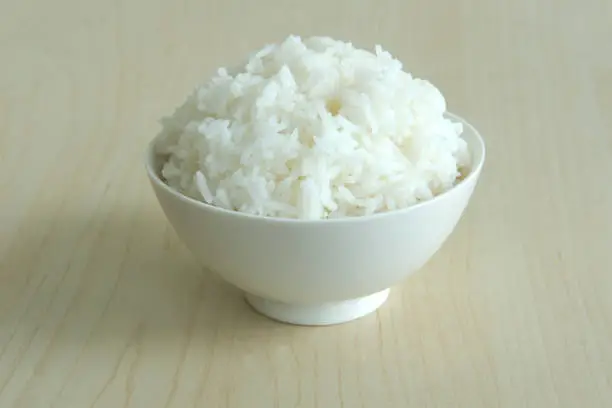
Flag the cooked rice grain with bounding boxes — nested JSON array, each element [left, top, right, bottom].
[[156, 35, 470, 220]]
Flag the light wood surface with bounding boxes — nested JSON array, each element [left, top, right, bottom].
[[1, 0, 611, 407]]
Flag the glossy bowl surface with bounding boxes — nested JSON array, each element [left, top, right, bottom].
[[145, 113, 485, 325]]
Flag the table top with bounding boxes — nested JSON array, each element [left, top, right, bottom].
[[1, 0, 611, 407]]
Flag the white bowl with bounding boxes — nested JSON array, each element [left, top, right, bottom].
[[145, 113, 485, 325]]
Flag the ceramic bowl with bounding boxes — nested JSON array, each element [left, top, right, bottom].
[[145, 113, 485, 325]]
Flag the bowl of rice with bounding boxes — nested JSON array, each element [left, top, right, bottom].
[[146, 35, 485, 325]]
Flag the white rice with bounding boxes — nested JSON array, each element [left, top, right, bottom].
[[155, 35, 470, 220]]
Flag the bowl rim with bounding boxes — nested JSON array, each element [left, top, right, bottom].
[[145, 112, 486, 224]]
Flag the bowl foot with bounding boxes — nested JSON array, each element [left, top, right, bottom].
[[245, 288, 390, 326]]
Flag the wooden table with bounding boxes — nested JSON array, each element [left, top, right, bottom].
[[1, 0, 611, 406]]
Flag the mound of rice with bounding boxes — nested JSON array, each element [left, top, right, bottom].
[[155, 35, 470, 220]]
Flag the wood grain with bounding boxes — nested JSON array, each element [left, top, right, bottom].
[[1, 0, 611, 406]]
